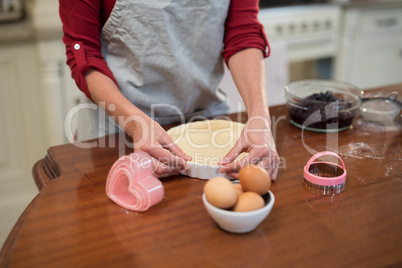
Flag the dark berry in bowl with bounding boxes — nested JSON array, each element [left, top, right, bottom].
[[285, 80, 362, 133]]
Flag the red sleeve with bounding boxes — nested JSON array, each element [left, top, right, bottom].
[[59, 0, 117, 101], [223, 0, 270, 65]]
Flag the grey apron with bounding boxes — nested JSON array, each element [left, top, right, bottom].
[[96, 0, 231, 136]]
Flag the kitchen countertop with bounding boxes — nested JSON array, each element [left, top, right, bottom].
[[1, 83, 401, 267]]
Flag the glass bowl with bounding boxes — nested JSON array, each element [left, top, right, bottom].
[[285, 80, 362, 132], [360, 92, 401, 122]]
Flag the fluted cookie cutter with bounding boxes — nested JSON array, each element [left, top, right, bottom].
[[303, 151, 347, 196]]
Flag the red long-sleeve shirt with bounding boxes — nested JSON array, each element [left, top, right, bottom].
[[60, 0, 270, 100]]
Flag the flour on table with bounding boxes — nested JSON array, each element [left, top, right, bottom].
[[338, 142, 382, 160], [384, 164, 395, 177]]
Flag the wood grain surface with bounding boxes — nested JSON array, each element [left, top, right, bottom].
[[1, 85, 401, 268]]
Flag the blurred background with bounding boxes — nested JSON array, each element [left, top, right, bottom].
[[1, 0, 401, 246]]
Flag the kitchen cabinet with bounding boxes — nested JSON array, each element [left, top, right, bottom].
[[335, 4, 402, 89], [0, 42, 44, 244], [0, 0, 86, 245]]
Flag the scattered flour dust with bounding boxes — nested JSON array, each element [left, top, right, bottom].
[[338, 142, 382, 160], [356, 176, 369, 185], [384, 165, 393, 177]]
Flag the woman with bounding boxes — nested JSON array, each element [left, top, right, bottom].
[[60, 0, 279, 180]]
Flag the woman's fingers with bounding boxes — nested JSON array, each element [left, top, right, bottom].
[[129, 117, 191, 178], [160, 134, 192, 161], [219, 146, 240, 165], [220, 146, 279, 180], [270, 166, 279, 181], [219, 141, 245, 166], [225, 171, 240, 179], [148, 145, 189, 171], [224, 158, 278, 180], [152, 158, 183, 178], [220, 151, 256, 174]]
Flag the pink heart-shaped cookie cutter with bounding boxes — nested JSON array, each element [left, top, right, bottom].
[[106, 151, 164, 211]]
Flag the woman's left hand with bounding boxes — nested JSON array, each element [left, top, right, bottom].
[[219, 116, 279, 180]]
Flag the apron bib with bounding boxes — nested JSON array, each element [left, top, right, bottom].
[[97, 0, 230, 136]]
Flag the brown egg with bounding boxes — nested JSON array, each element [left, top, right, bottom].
[[204, 177, 238, 209], [238, 164, 271, 195], [232, 192, 265, 212], [233, 183, 244, 197]]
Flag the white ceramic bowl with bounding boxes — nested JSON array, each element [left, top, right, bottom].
[[202, 191, 275, 233]]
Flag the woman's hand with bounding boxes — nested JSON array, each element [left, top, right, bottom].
[[219, 116, 279, 180], [127, 117, 191, 178], [85, 69, 190, 178], [222, 48, 279, 180]]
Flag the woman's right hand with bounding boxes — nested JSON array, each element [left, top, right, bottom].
[[85, 69, 190, 178], [126, 116, 191, 178]]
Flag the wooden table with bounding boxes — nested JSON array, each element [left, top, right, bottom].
[[1, 84, 401, 268]]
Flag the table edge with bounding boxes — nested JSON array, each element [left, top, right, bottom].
[[32, 149, 62, 191]]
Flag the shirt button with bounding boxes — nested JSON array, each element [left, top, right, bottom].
[[74, 44, 80, 50]]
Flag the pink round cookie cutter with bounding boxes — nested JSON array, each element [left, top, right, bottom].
[[106, 151, 164, 211], [303, 151, 347, 187]]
